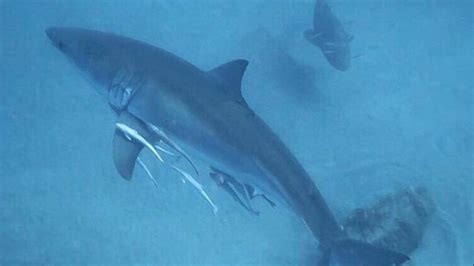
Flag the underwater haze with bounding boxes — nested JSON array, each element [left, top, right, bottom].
[[1, 0, 473, 265]]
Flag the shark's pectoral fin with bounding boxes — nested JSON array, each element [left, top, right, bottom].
[[113, 127, 143, 180], [112, 111, 154, 180]]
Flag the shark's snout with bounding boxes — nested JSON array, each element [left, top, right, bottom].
[[45, 27, 67, 51], [45, 27, 116, 89], [45, 27, 58, 42]]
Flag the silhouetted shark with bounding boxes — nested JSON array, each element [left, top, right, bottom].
[[304, 0, 353, 71], [46, 27, 407, 265]]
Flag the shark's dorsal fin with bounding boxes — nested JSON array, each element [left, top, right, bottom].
[[113, 112, 150, 180], [208, 59, 249, 106], [209, 59, 248, 90]]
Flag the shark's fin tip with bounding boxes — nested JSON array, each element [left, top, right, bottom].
[[208, 59, 249, 105]]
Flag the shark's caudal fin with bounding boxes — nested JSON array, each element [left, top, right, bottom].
[[318, 239, 410, 266]]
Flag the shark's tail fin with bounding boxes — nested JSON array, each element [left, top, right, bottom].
[[318, 239, 410, 266]]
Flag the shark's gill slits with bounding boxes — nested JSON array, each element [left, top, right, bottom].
[[306, 31, 323, 40], [108, 68, 144, 111], [325, 42, 347, 48]]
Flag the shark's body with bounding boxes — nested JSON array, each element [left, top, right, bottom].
[[304, 0, 353, 71], [46, 27, 408, 265]]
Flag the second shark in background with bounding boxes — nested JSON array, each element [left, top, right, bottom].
[[304, 0, 353, 71]]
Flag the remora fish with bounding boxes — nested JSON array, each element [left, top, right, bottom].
[[46, 27, 408, 265], [304, 0, 353, 71]]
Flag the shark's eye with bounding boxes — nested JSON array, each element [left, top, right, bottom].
[[56, 41, 66, 50]]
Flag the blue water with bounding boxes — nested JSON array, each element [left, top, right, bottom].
[[1, 0, 472, 265]]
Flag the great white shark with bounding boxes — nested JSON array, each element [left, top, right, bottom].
[[304, 0, 353, 71], [46, 27, 408, 265]]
